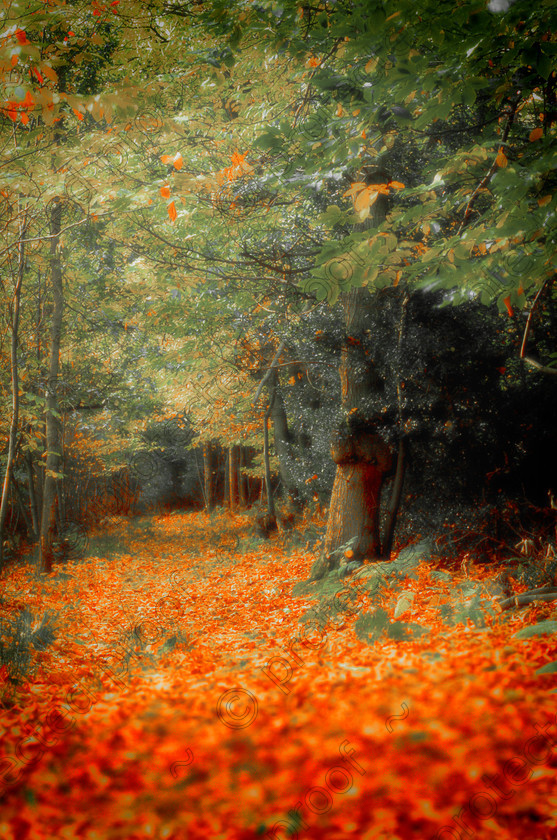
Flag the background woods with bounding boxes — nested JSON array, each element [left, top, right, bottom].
[[1, 2, 557, 839], [0, 0, 556, 570]]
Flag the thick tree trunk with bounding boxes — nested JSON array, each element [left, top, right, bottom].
[[321, 388, 392, 568], [39, 199, 64, 574], [312, 174, 393, 580]]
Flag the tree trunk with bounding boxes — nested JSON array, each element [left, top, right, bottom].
[[26, 452, 40, 538], [238, 446, 247, 507], [228, 445, 239, 511], [39, 198, 64, 574], [0, 210, 26, 569], [203, 441, 216, 511], [263, 400, 276, 522], [11, 472, 34, 540], [255, 397, 278, 538], [381, 437, 406, 560], [269, 369, 299, 502], [312, 174, 393, 580]]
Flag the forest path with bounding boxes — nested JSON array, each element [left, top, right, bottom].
[[0, 510, 555, 839]]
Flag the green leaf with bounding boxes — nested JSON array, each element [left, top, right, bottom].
[[462, 85, 476, 107], [535, 661, 557, 676], [514, 621, 557, 640]]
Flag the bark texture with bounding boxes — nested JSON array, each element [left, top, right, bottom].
[[313, 173, 394, 579]]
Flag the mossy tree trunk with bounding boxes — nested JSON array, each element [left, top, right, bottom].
[[312, 173, 394, 580]]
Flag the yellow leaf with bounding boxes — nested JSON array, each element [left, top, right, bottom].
[[354, 188, 378, 212], [41, 65, 57, 82], [343, 181, 367, 198], [495, 149, 507, 168]]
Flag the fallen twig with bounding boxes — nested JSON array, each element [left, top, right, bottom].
[[497, 586, 557, 612]]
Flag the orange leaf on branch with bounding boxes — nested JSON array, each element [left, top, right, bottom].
[[503, 295, 514, 317]]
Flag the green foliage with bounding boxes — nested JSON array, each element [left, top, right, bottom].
[[1, 0, 556, 558], [0, 609, 58, 690]]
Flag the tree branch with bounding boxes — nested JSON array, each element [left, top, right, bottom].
[[519, 273, 557, 375], [497, 586, 557, 612], [458, 98, 520, 234]]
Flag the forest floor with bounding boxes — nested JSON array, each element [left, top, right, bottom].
[[0, 509, 556, 840]]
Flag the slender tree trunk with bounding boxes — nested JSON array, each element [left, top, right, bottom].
[[238, 446, 247, 507], [39, 198, 64, 574], [203, 441, 215, 511], [228, 445, 239, 511], [223, 449, 230, 507], [0, 210, 26, 569], [312, 173, 393, 580], [26, 452, 39, 538], [263, 400, 276, 522]]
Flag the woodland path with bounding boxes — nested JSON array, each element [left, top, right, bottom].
[[0, 510, 555, 839]]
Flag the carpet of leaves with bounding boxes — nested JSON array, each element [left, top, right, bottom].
[[0, 510, 556, 839]]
